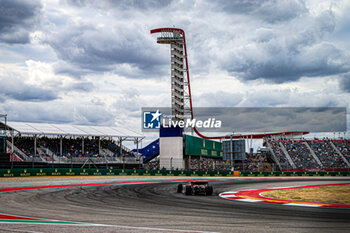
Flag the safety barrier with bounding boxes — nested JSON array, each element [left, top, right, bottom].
[[239, 171, 350, 177], [0, 169, 349, 178], [0, 168, 239, 177]]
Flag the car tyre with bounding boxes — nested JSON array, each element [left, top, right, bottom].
[[177, 184, 183, 193], [206, 185, 213, 196], [185, 185, 192, 195]]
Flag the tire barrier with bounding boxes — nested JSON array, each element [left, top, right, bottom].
[[0, 168, 349, 177]]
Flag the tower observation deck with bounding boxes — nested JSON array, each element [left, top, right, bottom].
[[150, 28, 191, 122]]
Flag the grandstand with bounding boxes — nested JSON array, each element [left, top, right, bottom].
[[0, 121, 144, 168], [241, 152, 273, 172], [1, 120, 349, 172], [267, 138, 350, 171], [333, 139, 350, 161], [267, 140, 290, 169]]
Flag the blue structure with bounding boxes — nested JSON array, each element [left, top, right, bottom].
[[159, 125, 183, 137], [133, 139, 159, 163]]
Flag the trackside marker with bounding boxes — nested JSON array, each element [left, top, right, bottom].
[[0, 213, 87, 225], [235, 199, 260, 202], [222, 194, 236, 198], [283, 203, 321, 207]]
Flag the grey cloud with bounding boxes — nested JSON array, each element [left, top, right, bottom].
[[2, 103, 72, 124], [216, 0, 307, 23], [0, 77, 58, 102], [53, 61, 89, 79], [0, 0, 42, 44], [195, 89, 290, 108], [229, 43, 348, 83], [66, 81, 94, 92], [340, 74, 350, 92], [198, 87, 343, 109], [63, 0, 173, 10], [239, 89, 291, 107], [0, 28, 30, 44], [1, 101, 115, 125], [223, 10, 349, 83], [44, 24, 168, 77], [198, 91, 243, 107], [73, 105, 114, 125], [114, 88, 141, 112]]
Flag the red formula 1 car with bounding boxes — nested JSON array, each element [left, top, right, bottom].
[[177, 181, 213, 196]]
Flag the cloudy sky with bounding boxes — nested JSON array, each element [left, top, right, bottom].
[[1, 0, 350, 145]]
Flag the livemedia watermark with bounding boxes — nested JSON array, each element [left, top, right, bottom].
[[142, 109, 221, 130], [141, 107, 347, 133]]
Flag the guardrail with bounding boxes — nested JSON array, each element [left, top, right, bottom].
[[0, 169, 349, 177]]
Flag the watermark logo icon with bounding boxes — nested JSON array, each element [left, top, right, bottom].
[[143, 109, 162, 129]]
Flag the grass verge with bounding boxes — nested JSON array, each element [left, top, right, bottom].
[[262, 185, 350, 204]]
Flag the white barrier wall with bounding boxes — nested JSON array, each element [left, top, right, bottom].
[[159, 137, 184, 170]]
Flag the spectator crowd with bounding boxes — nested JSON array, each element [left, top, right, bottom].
[[269, 139, 349, 170], [9, 136, 134, 162], [281, 140, 319, 169]]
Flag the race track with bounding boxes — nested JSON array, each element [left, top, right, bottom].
[[0, 177, 349, 233]]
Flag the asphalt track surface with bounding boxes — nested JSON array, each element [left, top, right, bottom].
[[0, 177, 350, 233]]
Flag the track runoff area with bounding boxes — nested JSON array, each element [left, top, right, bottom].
[[0, 176, 349, 233]]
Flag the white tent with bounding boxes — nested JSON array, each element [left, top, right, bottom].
[[2, 121, 143, 138], [1, 121, 144, 162]]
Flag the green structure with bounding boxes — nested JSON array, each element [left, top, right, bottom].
[[185, 135, 223, 158]]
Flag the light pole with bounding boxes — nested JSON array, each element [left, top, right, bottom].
[[230, 133, 235, 171]]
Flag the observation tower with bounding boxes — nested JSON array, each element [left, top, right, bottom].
[[150, 28, 191, 121]]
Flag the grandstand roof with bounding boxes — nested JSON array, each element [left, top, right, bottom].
[[0, 121, 144, 138]]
